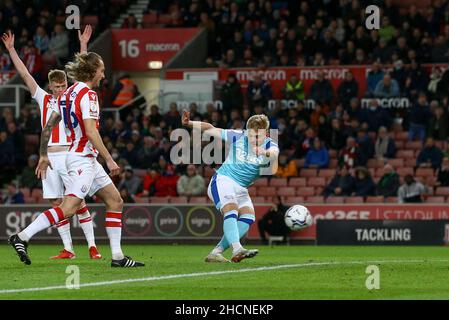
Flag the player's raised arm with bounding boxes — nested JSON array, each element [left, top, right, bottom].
[[182, 109, 223, 139], [78, 24, 92, 54], [1, 30, 38, 95], [84, 118, 121, 177], [35, 111, 61, 179]]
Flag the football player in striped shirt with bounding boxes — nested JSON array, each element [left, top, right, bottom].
[[2, 26, 102, 260]]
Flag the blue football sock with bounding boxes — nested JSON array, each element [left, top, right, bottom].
[[217, 213, 255, 252], [222, 210, 240, 248]]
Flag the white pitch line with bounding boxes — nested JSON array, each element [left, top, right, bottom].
[[1, 259, 448, 294]]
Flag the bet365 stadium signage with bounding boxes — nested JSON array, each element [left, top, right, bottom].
[[316, 220, 449, 245]]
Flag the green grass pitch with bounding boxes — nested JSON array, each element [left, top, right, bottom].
[[1, 244, 449, 300]]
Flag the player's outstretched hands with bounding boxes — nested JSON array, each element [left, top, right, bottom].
[[182, 110, 190, 126], [78, 24, 92, 44], [106, 158, 121, 177], [35, 155, 52, 180], [1, 30, 14, 50]]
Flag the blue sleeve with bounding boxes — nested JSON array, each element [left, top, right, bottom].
[[222, 129, 244, 143]]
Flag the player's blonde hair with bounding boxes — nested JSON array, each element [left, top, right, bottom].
[[246, 114, 270, 131], [65, 52, 103, 82], [47, 69, 67, 84]]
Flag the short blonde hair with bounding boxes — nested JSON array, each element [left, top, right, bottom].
[[48, 69, 67, 83], [246, 114, 270, 131], [65, 52, 103, 82]]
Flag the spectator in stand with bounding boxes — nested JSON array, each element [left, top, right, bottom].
[[19, 154, 41, 191], [366, 61, 384, 97], [247, 74, 272, 108], [329, 118, 346, 151], [154, 158, 179, 197], [352, 167, 376, 197], [374, 74, 400, 98], [404, 61, 429, 98], [0, 45, 11, 71], [120, 187, 135, 203], [164, 102, 182, 130], [309, 70, 334, 105], [322, 166, 356, 197], [118, 166, 143, 196], [222, 49, 237, 67], [43, 23, 69, 66], [6, 122, 25, 167], [304, 138, 329, 169], [282, 74, 304, 101], [376, 164, 401, 197], [437, 157, 449, 187], [408, 92, 432, 142], [355, 129, 374, 159], [257, 195, 290, 245], [137, 136, 161, 169], [398, 174, 427, 203], [339, 136, 367, 169], [427, 106, 449, 141], [374, 126, 396, 160], [176, 164, 205, 197], [275, 153, 298, 178], [391, 60, 408, 94], [221, 73, 243, 119], [142, 168, 160, 197], [337, 71, 359, 108], [416, 137, 444, 169], [148, 104, 163, 127], [364, 99, 392, 132], [33, 25, 49, 54], [2, 183, 24, 204]]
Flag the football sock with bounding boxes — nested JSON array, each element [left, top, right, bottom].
[[77, 206, 96, 248], [222, 210, 241, 254], [56, 219, 73, 252], [105, 211, 124, 260], [213, 213, 255, 254], [19, 207, 65, 242]]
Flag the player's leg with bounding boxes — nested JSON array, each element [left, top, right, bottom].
[[91, 161, 144, 267], [49, 198, 76, 259], [75, 201, 102, 259], [9, 195, 82, 265]]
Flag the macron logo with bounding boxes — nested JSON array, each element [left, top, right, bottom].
[[146, 43, 180, 52]]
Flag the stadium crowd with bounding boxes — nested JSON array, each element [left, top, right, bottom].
[[2, 0, 449, 204]]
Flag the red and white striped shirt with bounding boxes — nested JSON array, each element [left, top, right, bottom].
[[32, 86, 71, 147], [51, 82, 100, 157]]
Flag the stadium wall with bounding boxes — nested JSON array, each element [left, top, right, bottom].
[[2, 204, 449, 242]]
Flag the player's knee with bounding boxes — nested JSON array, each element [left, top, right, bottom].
[[49, 198, 62, 207], [110, 193, 123, 210], [221, 203, 238, 214]]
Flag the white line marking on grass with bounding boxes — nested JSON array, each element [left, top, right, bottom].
[[1, 259, 448, 294]]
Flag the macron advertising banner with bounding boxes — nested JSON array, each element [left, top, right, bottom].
[[1, 204, 449, 242], [111, 28, 201, 71], [165, 64, 449, 99]]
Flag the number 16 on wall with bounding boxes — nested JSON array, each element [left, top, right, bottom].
[[118, 40, 140, 58]]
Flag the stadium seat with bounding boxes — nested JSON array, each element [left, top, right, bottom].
[[284, 196, 305, 204], [307, 177, 326, 188], [375, 168, 384, 177], [31, 189, 43, 200], [329, 159, 339, 168], [158, 14, 172, 24], [134, 169, 147, 178], [248, 187, 258, 197], [288, 177, 306, 187], [328, 149, 338, 158], [405, 141, 423, 150], [397, 167, 414, 176], [300, 168, 317, 178], [366, 196, 385, 203], [305, 196, 324, 203], [435, 187, 449, 196], [394, 131, 409, 141], [295, 159, 305, 168], [204, 167, 216, 179], [253, 178, 268, 187], [20, 188, 31, 198], [318, 169, 335, 178], [426, 196, 445, 203], [189, 197, 208, 204], [150, 196, 170, 203], [297, 187, 315, 197], [345, 197, 364, 203], [258, 187, 277, 197], [142, 13, 158, 27], [395, 140, 404, 149], [135, 197, 150, 203], [24, 197, 35, 204], [416, 168, 435, 177], [252, 197, 266, 204], [169, 197, 188, 204], [396, 150, 414, 159], [83, 15, 99, 26], [269, 178, 288, 187], [325, 196, 344, 203], [405, 158, 417, 167], [386, 197, 398, 203], [367, 159, 383, 168], [387, 159, 404, 168], [277, 187, 296, 197]]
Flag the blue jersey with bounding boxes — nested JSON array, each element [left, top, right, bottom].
[[216, 129, 279, 188]]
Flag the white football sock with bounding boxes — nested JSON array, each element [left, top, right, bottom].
[[105, 211, 124, 260], [56, 219, 73, 252], [77, 207, 96, 248]]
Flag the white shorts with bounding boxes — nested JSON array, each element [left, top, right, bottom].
[[42, 152, 71, 199], [64, 154, 113, 199], [207, 173, 254, 212]]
